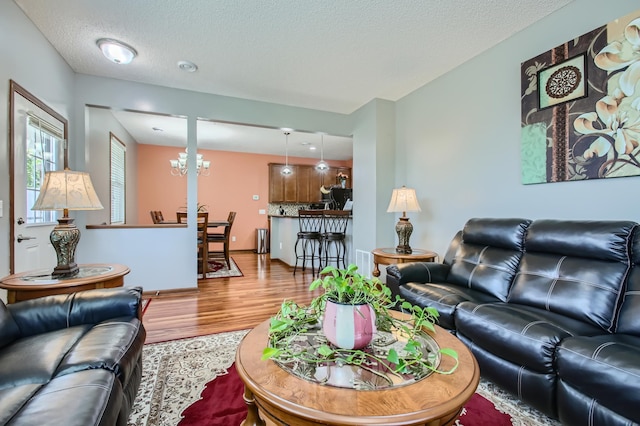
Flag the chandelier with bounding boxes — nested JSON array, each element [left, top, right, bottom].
[[169, 148, 211, 177]]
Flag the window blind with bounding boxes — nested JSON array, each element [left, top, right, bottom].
[[110, 134, 126, 224]]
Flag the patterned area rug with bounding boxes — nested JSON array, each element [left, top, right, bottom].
[[198, 257, 242, 279], [128, 331, 561, 426], [128, 330, 249, 426]]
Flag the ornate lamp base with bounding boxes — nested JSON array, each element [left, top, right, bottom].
[[395, 217, 414, 254], [50, 217, 80, 277]]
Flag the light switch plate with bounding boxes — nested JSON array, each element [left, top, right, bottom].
[[258, 209, 266, 215], [252, 195, 259, 200]]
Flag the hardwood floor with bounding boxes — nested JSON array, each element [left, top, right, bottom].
[[141, 251, 324, 344]]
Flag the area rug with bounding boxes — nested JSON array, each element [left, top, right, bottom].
[[127, 331, 561, 426], [141, 298, 151, 317], [197, 257, 243, 279]]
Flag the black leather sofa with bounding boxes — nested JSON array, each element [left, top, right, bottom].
[[0, 286, 146, 426], [386, 218, 640, 426]]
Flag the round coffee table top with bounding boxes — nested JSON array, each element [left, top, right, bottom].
[[0, 263, 130, 289], [236, 315, 480, 426]]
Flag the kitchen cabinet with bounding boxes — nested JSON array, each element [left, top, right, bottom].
[[269, 164, 297, 203], [269, 163, 351, 203], [296, 166, 312, 203]]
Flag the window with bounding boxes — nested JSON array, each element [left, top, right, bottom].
[[110, 133, 126, 224], [26, 115, 62, 224]]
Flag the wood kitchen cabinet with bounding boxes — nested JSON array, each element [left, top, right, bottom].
[[269, 164, 297, 203], [269, 164, 351, 203]]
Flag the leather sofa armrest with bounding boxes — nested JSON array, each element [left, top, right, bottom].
[[386, 262, 450, 301], [7, 287, 143, 337], [387, 262, 450, 285]]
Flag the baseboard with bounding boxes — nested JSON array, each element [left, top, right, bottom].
[[142, 288, 200, 298]]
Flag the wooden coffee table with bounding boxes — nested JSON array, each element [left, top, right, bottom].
[[236, 316, 479, 426], [0, 263, 129, 303]]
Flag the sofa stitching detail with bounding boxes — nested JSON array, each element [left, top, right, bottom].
[[521, 320, 546, 335], [418, 263, 432, 282], [545, 257, 565, 311], [591, 342, 615, 359], [560, 345, 640, 378], [35, 382, 112, 396], [466, 246, 489, 289], [466, 307, 575, 343], [515, 270, 620, 295], [588, 398, 595, 426], [456, 256, 517, 275]]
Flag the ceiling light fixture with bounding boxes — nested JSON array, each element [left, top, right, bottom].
[[96, 38, 137, 64], [315, 133, 329, 171], [177, 60, 198, 72], [169, 148, 211, 177], [281, 132, 293, 176]]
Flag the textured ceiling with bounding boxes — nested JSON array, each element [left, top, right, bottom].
[[16, 0, 572, 160], [15, 0, 572, 114]]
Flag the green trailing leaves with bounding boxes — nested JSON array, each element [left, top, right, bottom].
[[263, 264, 459, 383]]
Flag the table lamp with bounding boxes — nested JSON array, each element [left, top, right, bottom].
[[386, 186, 422, 254], [31, 169, 103, 277]]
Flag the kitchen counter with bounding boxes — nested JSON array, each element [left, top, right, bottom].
[[270, 214, 353, 267]]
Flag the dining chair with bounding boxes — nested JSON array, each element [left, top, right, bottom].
[[177, 211, 209, 276], [150, 210, 165, 224], [207, 211, 237, 269]]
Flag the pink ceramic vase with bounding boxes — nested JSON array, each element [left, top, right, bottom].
[[322, 300, 376, 350]]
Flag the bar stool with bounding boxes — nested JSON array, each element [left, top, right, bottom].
[[294, 210, 324, 276], [321, 210, 350, 269]]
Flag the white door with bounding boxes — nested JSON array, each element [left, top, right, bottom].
[[10, 82, 67, 274]]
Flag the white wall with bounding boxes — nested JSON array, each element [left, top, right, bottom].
[[0, 1, 76, 299], [351, 99, 397, 276], [395, 0, 640, 257], [85, 106, 139, 225]]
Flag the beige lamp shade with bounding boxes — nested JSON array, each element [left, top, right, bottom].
[[32, 170, 103, 211], [386, 186, 421, 215], [31, 169, 102, 278]]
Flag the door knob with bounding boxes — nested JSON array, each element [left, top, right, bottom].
[[17, 217, 25, 225], [17, 234, 36, 243]]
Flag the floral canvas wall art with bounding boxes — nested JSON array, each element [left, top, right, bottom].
[[521, 9, 640, 184]]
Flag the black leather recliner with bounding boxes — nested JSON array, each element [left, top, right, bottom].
[[0, 286, 146, 425], [386, 218, 640, 425]]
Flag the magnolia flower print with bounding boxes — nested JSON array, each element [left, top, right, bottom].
[[573, 17, 640, 176], [574, 95, 640, 159], [594, 18, 640, 96]]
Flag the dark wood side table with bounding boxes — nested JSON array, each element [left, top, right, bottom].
[[0, 263, 130, 304], [371, 247, 438, 277], [236, 315, 479, 425]]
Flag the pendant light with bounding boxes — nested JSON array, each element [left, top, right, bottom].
[[281, 132, 293, 175], [315, 133, 329, 171]]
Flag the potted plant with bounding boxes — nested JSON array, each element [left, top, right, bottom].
[[262, 264, 458, 386], [311, 263, 387, 349]]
